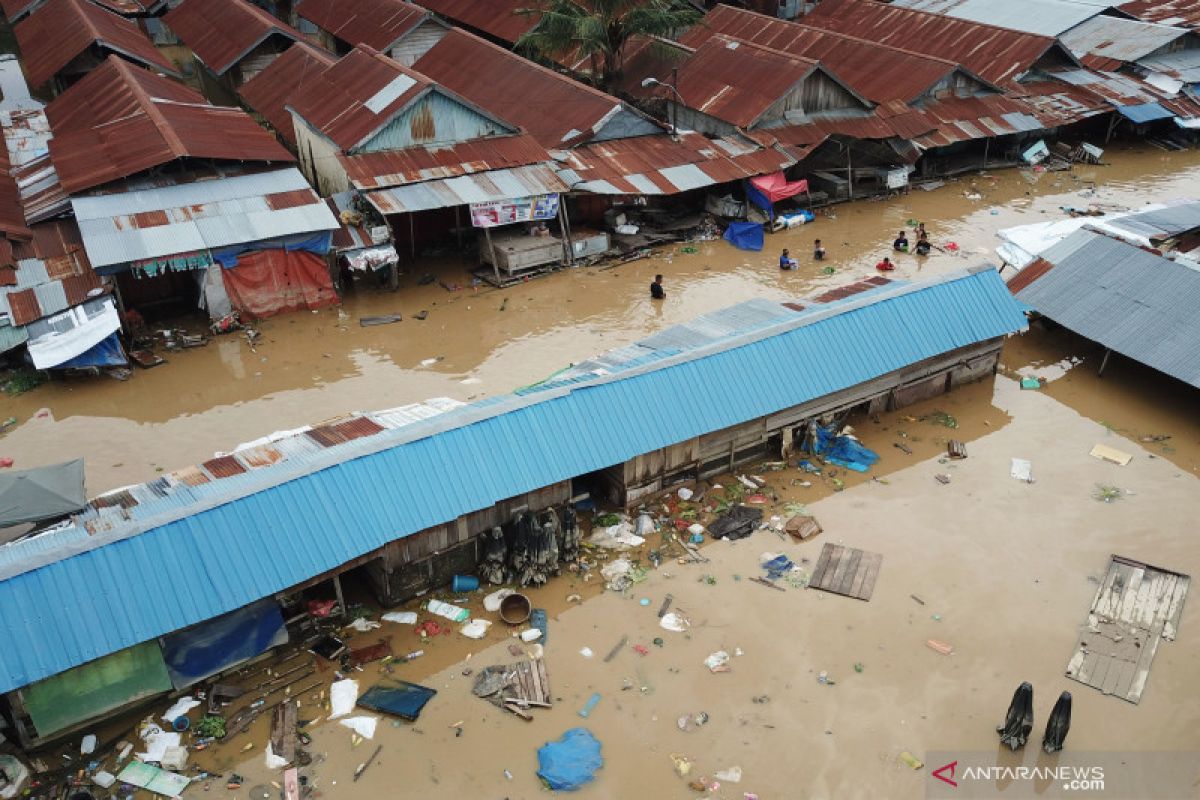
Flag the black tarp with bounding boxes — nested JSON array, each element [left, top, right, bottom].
[[0, 458, 86, 532]]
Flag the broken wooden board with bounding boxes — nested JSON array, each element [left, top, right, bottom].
[[808, 543, 882, 601], [1065, 555, 1189, 704], [1089, 443, 1132, 466], [269, 700, 297, 765]]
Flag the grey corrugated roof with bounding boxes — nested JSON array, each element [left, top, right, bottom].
[[364, 164, 568, 214], [1137, 49, 1200, 82], [891, 0, 1104, 35], [1104, 201, 1200, 242], [1062, 15, 1193, 62], [1015, 229, 1200, 387], [70, 168, 338, 268]]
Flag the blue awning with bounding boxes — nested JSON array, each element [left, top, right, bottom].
[[1116, 103, 1175, 124]]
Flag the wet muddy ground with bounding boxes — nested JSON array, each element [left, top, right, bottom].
[[2, 143, 1200, 493]]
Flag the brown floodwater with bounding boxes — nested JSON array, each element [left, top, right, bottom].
[[2, 143, 1200, 494]]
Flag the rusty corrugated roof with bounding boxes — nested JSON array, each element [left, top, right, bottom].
[[1119, 0, 1200, 29], [47, 56, 293, 193], [47, 55, 205, 135], [340, 133, 551, 189], [14, 0, 181, 88], [766, 114, 900, 147], [805, 0, 1078, 88], [682, 5, 999, 105], [0, 141, 30, 244], [554, 132, 794, 195], [239, 42, 337, 145], [414, 28, 638, 148], [286, 45, 448, 152], [164, 0, 303, 76], [414, 0, 535, 44], [296, 0, 432, 51]]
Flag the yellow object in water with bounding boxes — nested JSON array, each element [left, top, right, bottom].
[[900, 751, 924, 770]]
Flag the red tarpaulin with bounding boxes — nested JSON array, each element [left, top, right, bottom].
[[221, 249, 337, 320], [749, 172, 808, 203]]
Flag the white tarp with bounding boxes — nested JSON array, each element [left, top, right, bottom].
[[26, 298, 120, 369], [996, 204, 1169, 271]]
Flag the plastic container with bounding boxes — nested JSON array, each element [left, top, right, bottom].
[[172, 716, 190, 732], [426, 599, 470, 622], [451, 575, 479, 592], [499, 593, 531, 625]]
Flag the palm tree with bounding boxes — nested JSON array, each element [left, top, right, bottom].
[[517, 0, 700, 92]]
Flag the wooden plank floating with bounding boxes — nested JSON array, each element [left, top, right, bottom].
[[809, 543, 883, 601], [1065, 555, 1190, 704]]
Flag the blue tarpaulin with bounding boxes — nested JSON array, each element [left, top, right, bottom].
[[723, 221, 764, 251], [745, 180, 774, 217], [1116, 103, 1174, 124], [212, 232, 333, 269], [537, 728, 603, 791], [160, 599, 287, 689], [53, 333, 127, 369], [358, 681, 437, 721], [806, 423, 880, 473]]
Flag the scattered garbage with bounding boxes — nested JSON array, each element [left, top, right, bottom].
[[677, 711, 709, 732], [338, 716, 378, 739], [1043, 691, 1072, 753], [817, 671, 835, 685], [1010, 458, 1034, 483], [115, 762, 190, 797], [521, 628, 543, 643], [704, 651, 731, 673], [708, 506, 763, 540], [381, 611, 418, 625], [947, 440, 967, 460], [580, 647, 594, 658], [806, 424, 880, 473], [899, 752, 924, 770], [926, 639, 954, 656], [537, 728, 603, 791], [451, 574, 480, 592], [784, 514, 822, 541], [353, 745, 383, 782], [578, 693, 602, 718], [346, 617, 381, 633], [934, 473, 952, 485], [660, 612, 690, 632], [924, 410, 958, 429], [671, 753, 694, 777], [80, 733, 97, 754], [498, 593, 532, 625], [460, 619, 492, 639], [329, 679, 359, 719], [589, 514, 646, 549], [357, 680, 437, 721], [997, 682, 1034, 751], [1092, 484, 1123, 503], [426, 599, 470, 622], [484, 588, 516, 612], [1020, 377, 1041, 390], [677, 487, 694, 501], [1089, 443, 1132, 466], [0, 755, 30, 798], [715, 766, 743, 783]]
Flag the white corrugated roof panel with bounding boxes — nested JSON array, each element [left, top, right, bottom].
[[893, 0, 1105, 35]]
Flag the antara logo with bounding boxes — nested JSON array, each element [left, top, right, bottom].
[[933, 761, 958, 787]]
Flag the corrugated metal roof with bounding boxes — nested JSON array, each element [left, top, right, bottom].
[[46, 57, 293, 194], [164, 0, 303, 76], [71, 168, 338, 268], [13, 0, 180, 88], [413, 28, 642, 148], [238, 43, 336, 146], [414, 0, 534, 44], [340, 133, 551, 190], [1061, 15, 1194, 63], [286, 45, 446, 152], [0, 218, 97, 326], [553, 132, 793, 195], [1117, 101, 1176, 122], [892, 0, 1105, 36], [680, 5, 997, 105], [1014, 229, 1200, 387], [0, 267, 1025, 693], [1137, 49, 1200, 83], [664, 34, 868, 128], [805, 0, 1078, 88], [363, 163, 568, 214], [1119, 0, 1200, 30], [1104, 200, 1200, 242], [0, 320, 27, 353], [296, 0, 432, 51], [1046, 66, 1171, 107]]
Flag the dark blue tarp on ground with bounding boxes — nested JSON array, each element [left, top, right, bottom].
[[358, 681, 438, 721], [806, 423, 880, 472], [537, 727, 603, 791], [723, 221, 764, 251], [160, 598, 287, 689], [54, 332, 127, 369]]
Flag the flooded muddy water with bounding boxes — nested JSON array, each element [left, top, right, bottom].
[[169, 374, 1200, 800], [2, 144, 1200, 494]]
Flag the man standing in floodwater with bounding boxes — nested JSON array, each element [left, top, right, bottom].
[[650, 274, 666, 300]]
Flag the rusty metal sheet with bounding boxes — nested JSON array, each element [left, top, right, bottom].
[[1118, 0, 1200, 30], [297, 0, 430, 51], [5, 288, 40, 326], [202, 455, 247, 479], [14, 0, 180, 88], [163, 0, 303, 76], [239, 43, 336, 146], [412, 0, 534, 44], [340, 134, 551, 190]]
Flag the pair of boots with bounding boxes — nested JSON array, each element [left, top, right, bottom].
[[997, 683, 1072, 753]]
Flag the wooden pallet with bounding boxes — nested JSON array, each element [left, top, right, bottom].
[[499, 658, 552, 720], [809, 543, 883, 601], [1065, 555, 1189, 704]]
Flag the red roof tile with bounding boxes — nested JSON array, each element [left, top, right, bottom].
[[164, 0, 303, 76], [682, 5, 997, 105], [414, 0, 535, 44], [414, 28, 633, 148], [805, 0, 1077, 89], [296, 0, 432, 51], [238, 42, 336, 145], [339, 133, 550, 189], [14, 0, 180, 88], [287, 45, 443, 151], [47, 57, 293, 193]]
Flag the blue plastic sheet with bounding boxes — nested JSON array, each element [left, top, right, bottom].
[[53, 332, 128, 369], [723, 221, 764, 251], [358, 681, 437, 721], [161, 599, 287, 689], [537, 728, 602, 791], [212, 231, 333, 268], [745, 180, 774, 217], [806, 424, 880, 472]]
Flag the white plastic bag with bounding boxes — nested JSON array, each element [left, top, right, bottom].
[[329, 679, 359, 719]]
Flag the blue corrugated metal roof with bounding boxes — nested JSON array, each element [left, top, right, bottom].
[[0, 267, 1027, 693], [1116, 102, 1175, 123]]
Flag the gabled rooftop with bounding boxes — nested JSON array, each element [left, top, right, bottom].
[[239, 42, 337, 146], [295, 0, 436, 52], [415, 0, 535, 44], [14, 0, 181, 88], [890, 0, 1111, 37], [1119, 0, 1200, 30], [46, 57, 293, 193], [164, 0, 304, 76], [339, 132, 551, 190], [1061, 15, 1196, 64]]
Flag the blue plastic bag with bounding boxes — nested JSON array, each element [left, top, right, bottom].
[[537, 728, 603, 791], [722, 221, 764, 251]]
